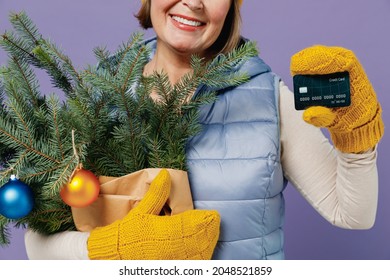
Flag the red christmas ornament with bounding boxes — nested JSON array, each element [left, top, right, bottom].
[[60, 169, 100, 208]]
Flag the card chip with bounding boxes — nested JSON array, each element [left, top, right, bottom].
[[299, 87, 308, 94]]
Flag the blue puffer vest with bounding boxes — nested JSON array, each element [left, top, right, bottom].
[[142, 37, 286, 259], [185, 47, 287, 260]]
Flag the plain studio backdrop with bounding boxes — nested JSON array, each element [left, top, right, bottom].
[[0, 0, 389, 260]]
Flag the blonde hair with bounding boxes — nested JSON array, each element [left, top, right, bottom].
[[135, 0, 242, 56]]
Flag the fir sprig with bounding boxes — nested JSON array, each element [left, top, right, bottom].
[[0, 11, 258, 245]]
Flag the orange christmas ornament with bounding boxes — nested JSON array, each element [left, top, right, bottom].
[[60, 130, 100, 208], [60, 168, 100, 208]]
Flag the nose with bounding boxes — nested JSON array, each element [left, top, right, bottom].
[[182, 0, 204, 11]]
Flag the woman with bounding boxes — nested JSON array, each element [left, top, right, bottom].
[[25, 0, 383, 260]]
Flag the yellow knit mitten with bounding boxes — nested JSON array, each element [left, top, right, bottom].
[[87, 169, 220, 260], [290, 45, 384, 153]]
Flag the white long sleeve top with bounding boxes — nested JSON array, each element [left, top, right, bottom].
[[24, 82, 378, 259]]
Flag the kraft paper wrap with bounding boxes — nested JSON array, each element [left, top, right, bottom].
[[71, 168, 194, 232]]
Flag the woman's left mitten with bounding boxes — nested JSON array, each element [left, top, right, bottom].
[[291, 45, 384, 153]]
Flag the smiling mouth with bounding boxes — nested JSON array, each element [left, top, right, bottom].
[[171, 15, 205, 27]]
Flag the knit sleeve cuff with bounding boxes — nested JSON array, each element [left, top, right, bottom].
[[87, 220, 121, 260], [330, 105, 384, 153]]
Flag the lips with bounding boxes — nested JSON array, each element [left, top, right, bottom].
[[170, 14, 205, 28]]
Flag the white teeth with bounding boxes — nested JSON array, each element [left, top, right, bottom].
[[172, 16, 202, 27]]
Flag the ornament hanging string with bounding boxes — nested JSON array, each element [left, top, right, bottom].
[[70, 129, 83, 180]]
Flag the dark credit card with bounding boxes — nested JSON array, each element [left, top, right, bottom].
[[293, 71, 351, 110]]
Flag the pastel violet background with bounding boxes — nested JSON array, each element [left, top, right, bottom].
[[0, 0, 389, 260]]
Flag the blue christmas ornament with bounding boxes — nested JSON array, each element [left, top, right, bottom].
[[0, 175, 34, 219]]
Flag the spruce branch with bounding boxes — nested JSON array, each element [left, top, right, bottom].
[[111, 32, 145, 77], [4, 11, 76, 95], [93, 46, 112, 74], [38, 39, 83, 90], [46, 96, 66, 160], [9, 11, 41, 46], [4, 57, 40, 108], [81, 67, 121, 95], [32, 45, 73, 94], [0, 11, 259, 245], [0, 31, 37, 65], [0, 218, 11, 246]]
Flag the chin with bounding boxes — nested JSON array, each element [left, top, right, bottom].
[[171, 45, 201, 56], [166, 36, 204, 55]]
